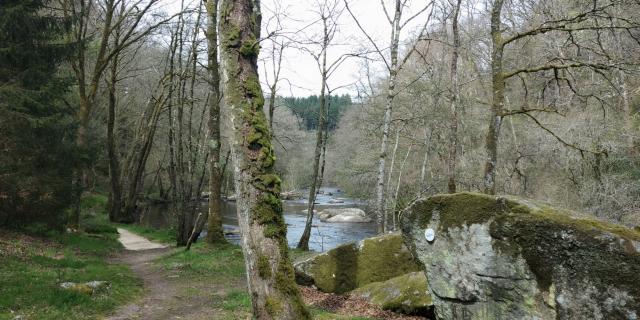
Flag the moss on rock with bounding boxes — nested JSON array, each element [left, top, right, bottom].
[[351, 272, 433, 316], [401, 192, 640, 319], [293, 233, 422, 294]]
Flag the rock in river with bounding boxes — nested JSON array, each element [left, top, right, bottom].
[[401, 192, 640, 320], [318, 208, 371, 223], [294, 233, 422, 293]]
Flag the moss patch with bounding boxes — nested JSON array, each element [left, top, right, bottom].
[[403, 192, 640, 315], [295, 233, 422, 294], [351, 272, 432, 316]]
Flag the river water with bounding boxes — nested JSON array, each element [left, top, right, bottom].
[[140, 187, 377, 252]]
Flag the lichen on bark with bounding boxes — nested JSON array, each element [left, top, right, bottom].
[[218, 0, 309, 318]]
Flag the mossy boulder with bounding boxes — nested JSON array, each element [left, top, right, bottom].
[[293, 233, 422, 293], [351, 272, 433, 316], [401, 192, 640, 320]]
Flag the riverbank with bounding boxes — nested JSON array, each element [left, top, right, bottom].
[[107, 225, 422, 319], [0, 193, 419, 319]]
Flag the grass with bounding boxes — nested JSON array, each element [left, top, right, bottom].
[[0, 193, 142, 320], [152, 241, 372, 320], [0, 190, 372, 320]]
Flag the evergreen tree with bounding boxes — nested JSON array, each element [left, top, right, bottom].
[[282, 94, 352, 130], [0, 0, 77, 230]]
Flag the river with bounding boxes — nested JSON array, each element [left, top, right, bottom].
[[139, 187, 377, 252]]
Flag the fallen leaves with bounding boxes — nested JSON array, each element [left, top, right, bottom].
[[299, 286, 429, 320]]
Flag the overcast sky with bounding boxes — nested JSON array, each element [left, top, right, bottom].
[[258, 0, 434, 97], [161, 0, 435, 97]]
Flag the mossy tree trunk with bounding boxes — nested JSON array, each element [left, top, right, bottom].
[[219, 0, 310, 318], [483, 0, 505, 195], [205, 0, 226, 244]]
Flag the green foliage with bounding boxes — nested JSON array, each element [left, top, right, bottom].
[[0, 0, 79, 230], [0, 232, 141, 320], [281, 94, 353, 131], [219, 290, 252, 311]]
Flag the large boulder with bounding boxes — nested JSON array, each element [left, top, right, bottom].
[[351, 272, 433, 316], [318, 208, 372, 223], [294, 233, 422, 293], [401, 192, 640, 320]]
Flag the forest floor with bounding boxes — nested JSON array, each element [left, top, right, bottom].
[[107, 227, 425, 320], [0, 193, 426, 320]]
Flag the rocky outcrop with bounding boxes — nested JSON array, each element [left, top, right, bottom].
[[318, 208, 372, 223], [401, 192, 640, 320], [294, 233, 422, 293], [351, 272, 433, 316]]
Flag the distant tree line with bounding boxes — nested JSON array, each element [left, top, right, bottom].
[[281, 94, 352, 131]]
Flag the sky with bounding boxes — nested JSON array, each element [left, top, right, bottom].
[[160, 0, 435, 97], [258, 0, 434, 97]]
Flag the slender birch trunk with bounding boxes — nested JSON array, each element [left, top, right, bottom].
[[374, 0, 402, 234], [297, 15, 330, 251], [384, 128, 400, 228], [391, 145, 411, 231]]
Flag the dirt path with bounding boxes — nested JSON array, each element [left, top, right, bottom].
[[106, 230, 425, 319], [106, 230, 223, 320], [116, 228, 168, 250]]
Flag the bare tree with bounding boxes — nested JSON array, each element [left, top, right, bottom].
[[483, 0, 638, 194], [218, 0, 310, 318], [297, 0, 360, 250], [61, 0, 177, 228], [261, 2, 291, 134], [297, 0, 337, 251], [447, 0, 462, 193], [345, 0, 435, 233], [205, 0, 226, 244]]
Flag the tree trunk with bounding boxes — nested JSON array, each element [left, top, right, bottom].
[[268, 84, 277, 134], [375, 0, 401, 234], [107, 52, 124, 222], [68, 0, 118, 230], [391, 145, 412, 231], [483, 0, 505, 195], [205, 0, 226, 244], [297, 19, 329, 251], [384, 128, 400, 228], [447, 0, 462, 194], [120, 93, 165, 222], [219, 0, 310, 318]]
